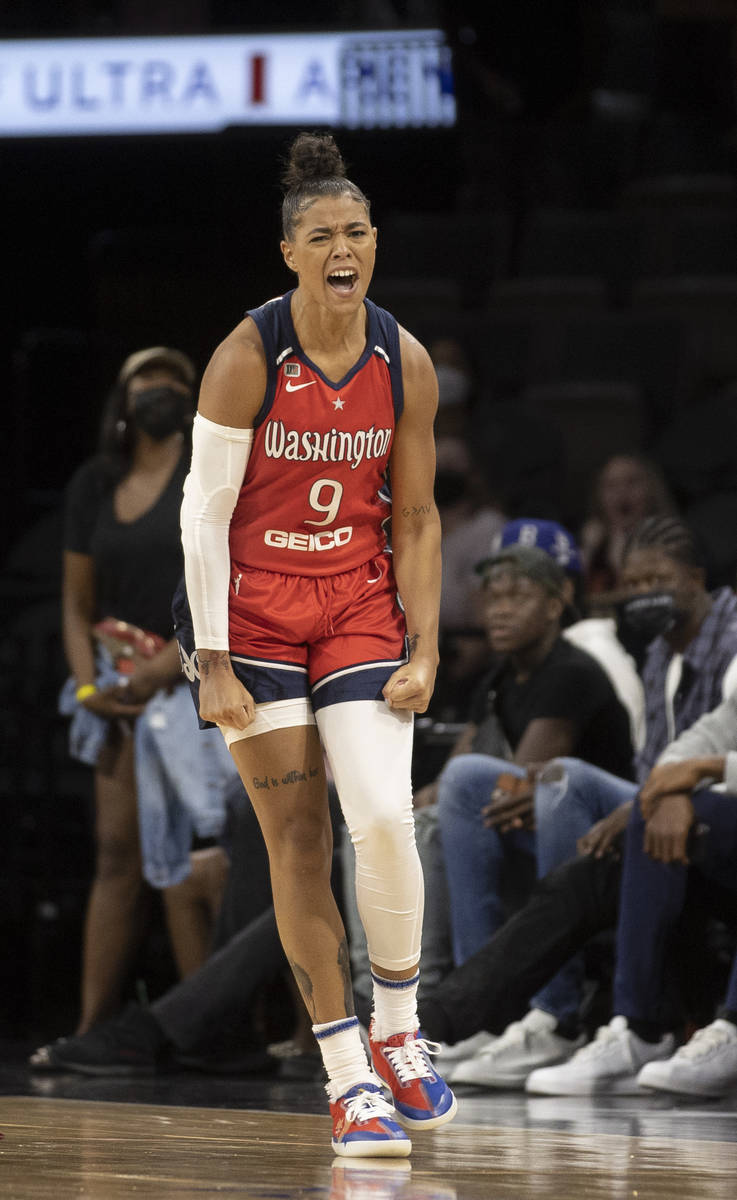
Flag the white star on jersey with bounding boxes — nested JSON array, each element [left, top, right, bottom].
[[333, 397, 344, 410]]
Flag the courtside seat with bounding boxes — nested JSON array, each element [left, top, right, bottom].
[[517, 208, 651, 305], [528, 310, 689, 437], [619, 172, 737, 212], [369, 277, 462, 327], [632, 276, 737, 328], [377, 210, 512, 306], [488, 277, 608, 314], [669, 210, 737, 276], [89, 228, 251, 363], [520, 379, 644, 512]]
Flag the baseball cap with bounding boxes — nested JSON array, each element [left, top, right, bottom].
[[475, 517, 582, 577], [476, 544, 567, 598], [118, 346, 196, 389]]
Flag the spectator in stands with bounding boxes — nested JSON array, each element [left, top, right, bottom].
[[436, 544, 633, 963], [431, 434, 506, 719], [579, 454, 674, 595], [348, 516, 640, 1032], [451, 515, 737, 1088], [436, 435, 505, 635], [48, 634, 737, 1097], [41, 347, 235, 1044], [429, 337, 475, 439], [28, 778, 300, 1077], [526, 692, 737, 1097], [499, 518, 644, 753]]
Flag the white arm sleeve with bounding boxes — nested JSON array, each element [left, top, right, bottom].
[[180, 412, 253, 651]]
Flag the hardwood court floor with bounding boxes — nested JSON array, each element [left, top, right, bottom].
[[1, 1093, 737, 1200]]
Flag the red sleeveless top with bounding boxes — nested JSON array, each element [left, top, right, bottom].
[[228, 291, 404, 577]]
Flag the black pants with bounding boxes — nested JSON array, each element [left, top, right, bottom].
[[419, 850, 623, 1044]]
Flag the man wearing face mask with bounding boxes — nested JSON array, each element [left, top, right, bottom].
[[451, 514, 737, 1088]]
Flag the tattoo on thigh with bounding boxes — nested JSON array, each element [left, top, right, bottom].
[[252, 764, 321, 791], [289, 959, 316, 1021], [337, 938, 355, 1017]]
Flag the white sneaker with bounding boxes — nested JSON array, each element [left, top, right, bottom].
[[452, 1009, 586, 1089], [638, 1019, 737, 1098], [525, 1016, 675, 1096], [433, 1031, 496, 1082]]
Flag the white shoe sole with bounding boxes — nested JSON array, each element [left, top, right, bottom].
[[638, 1076, 728, 1099], [332, 1137, 413, 1158], [452, 1068, 528, 1088], [526, 1073, 642, 1096], [393, 1092, 458, 1130]]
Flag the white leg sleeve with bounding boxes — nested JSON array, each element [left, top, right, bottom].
[[316, 700, 423, 972]]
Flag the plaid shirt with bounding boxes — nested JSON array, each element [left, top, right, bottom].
[[635, 587, 737, 784]]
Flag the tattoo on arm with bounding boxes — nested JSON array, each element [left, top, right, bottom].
[[197, 652, 231, 677], [289, 959, 316, 1022], [401, 503, 432, 517], [407, 634, 420, 657], [337, 938, 355, 1017]]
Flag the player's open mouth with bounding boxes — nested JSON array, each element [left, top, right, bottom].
[[327, 269, 358, 294]]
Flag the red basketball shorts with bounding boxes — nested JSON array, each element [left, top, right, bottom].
[[223, 552, 407, 713]]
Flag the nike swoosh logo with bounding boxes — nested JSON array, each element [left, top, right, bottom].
[[285, 379, 316, 392]]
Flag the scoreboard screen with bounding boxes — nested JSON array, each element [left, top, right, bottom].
[[0, 30, 455, 137]]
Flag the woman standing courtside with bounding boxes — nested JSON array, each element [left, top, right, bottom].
[[38, 348, 231, 1053], [178, 133, 456, 1157]]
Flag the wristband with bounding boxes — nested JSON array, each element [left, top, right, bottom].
[[76, 683, 98, 703]]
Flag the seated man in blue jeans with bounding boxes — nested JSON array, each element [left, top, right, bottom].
[[436, 545, 633, 1033], [457, 514, 737, 1087], [526, 691, 737, 1097]]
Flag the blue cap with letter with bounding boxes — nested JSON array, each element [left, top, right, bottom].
[[476, 517, 582, 576]]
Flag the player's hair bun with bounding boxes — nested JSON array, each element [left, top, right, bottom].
[[282, 132, 347, 192]]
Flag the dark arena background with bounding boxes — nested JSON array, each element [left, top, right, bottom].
[[2, 3, 737, 1197]]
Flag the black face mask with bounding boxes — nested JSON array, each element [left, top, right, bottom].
[[617, 591, 680, 644], [435, 469, 468, 507], [133, 386, 191, 440]]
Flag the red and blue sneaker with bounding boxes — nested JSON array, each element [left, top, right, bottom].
[[369, 1024, 458, 1130], [330, 1082, 412, 1158]]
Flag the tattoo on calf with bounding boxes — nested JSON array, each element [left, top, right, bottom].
[[289, 959, 316, 1021]]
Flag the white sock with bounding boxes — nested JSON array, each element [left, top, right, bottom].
[[313, 1016, 373, 1102], [371, 970, 420, 1040]]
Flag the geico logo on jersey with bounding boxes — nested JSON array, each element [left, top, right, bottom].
[[264, 527, 353, 551], [263, 420, 392, 470]]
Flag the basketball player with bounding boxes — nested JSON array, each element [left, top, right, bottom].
[[178, 132, 456, 1157]]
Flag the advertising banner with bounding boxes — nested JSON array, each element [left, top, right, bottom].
[[0, 31, 455, 136]]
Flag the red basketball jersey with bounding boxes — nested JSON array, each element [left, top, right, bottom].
[[229, 291, 404, 577]]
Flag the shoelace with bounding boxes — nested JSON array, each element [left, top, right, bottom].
[[343, 1088, 396, 1125], [678, 1022, 737, 1061], [384, 1037, 440, 1085]]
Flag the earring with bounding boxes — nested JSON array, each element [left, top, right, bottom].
[[116, 418, 127, 435]]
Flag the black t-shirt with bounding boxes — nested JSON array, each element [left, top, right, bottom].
[[469, 637, 634, 780], [63, 452, 189, 640]]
